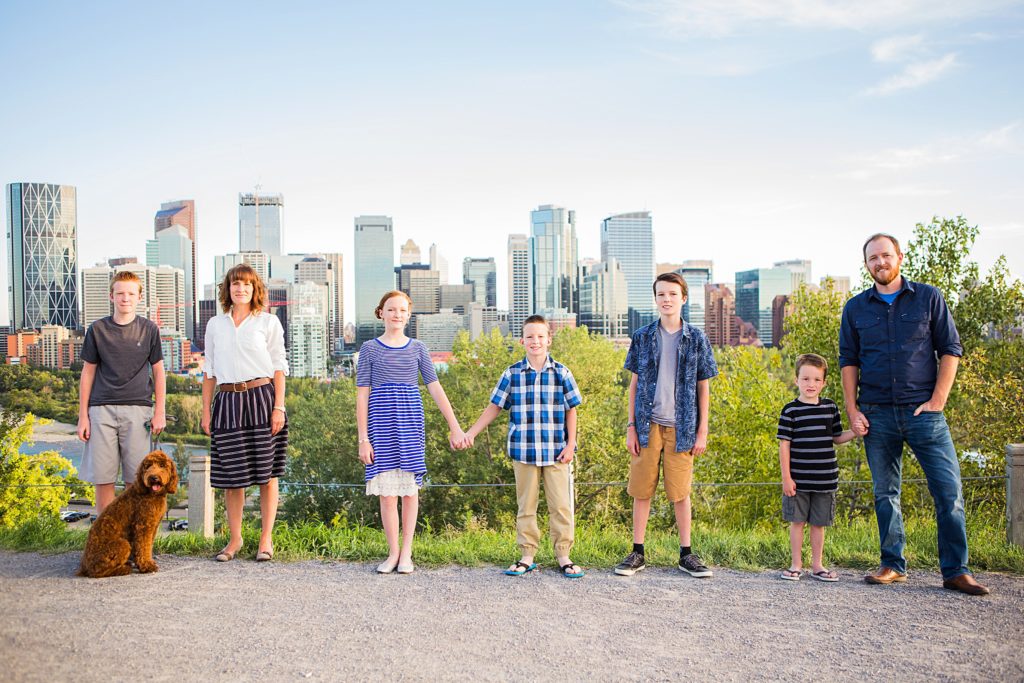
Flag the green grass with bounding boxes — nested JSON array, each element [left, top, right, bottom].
[[3, 515, 1022, 574]]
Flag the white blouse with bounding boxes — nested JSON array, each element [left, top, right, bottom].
[[203, 311, 289, 384]]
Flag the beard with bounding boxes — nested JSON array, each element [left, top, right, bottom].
[[871, 264, 900, 286]]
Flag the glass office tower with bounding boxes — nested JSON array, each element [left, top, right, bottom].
[[6, 182, 79, 330], [507, 234, 532, 336], [735, 267, 792, 347], [530, 205, 577, 317], [462, 257, 496, 307], [354, 215, 395, 345], [678, 260, 713, 332], [239, 192, 284, 256], [600, 211, 655, 333]]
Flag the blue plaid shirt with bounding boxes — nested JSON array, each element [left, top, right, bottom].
[[490, 355, 583, 466]]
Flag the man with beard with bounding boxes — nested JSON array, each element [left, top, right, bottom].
[[839, 233, 989, 595]]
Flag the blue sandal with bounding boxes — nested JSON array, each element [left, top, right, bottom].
[[560, 563, 585, 579], [504, 561, 537, 576]]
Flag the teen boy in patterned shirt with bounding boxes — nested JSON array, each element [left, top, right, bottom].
[[463, 315, 584, 578]]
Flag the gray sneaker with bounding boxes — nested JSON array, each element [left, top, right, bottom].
[[614, 551, 646, 576], [679, 553, 713, 578]]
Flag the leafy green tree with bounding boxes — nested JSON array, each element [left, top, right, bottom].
[[780, 279, 850, 409], [0, 411, 91, 528]]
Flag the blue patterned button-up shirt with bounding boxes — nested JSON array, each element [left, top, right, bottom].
[[624, 320, 718, 453], [490, 356, 583, 466]]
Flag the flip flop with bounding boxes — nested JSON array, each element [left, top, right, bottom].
[[560, 563, 585, 579], [811, 569, 839, 582], [504, 561, 537, 576], [780, 568, 802, 581]]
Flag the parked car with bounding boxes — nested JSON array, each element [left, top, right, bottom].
[[60, 510, 90, 523], [167, 519, 188, 531]]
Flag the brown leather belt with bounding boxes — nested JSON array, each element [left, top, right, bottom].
[[217, 377, 272, 392]]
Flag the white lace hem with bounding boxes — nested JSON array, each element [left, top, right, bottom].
[[365, 469, 421, 497]]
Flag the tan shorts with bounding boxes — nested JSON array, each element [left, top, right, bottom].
[[81, 405, 154, 484], [627, 423, 694, 502]]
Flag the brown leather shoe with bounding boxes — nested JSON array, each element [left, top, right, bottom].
[[864, 567, 908, 584], [942, 574, 991, 596]]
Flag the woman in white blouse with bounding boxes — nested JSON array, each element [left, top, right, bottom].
[[201, 263, 289, 562]]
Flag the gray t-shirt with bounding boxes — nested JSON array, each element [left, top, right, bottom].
[[651, 324, 682, 427], [81, 316, 163, 407]]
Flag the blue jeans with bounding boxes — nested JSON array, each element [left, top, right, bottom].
[[860, 403, 969, 579]]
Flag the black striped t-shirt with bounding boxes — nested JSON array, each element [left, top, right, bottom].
[[776, 398, 842, 492]]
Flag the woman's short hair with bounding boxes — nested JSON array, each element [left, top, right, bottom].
[[218, 263, 268, 313]]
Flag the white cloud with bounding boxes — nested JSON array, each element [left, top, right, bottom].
[[870, 34, 925, 62], [615, 0, 1024, 37], [978, 121, 1021, 150], [865, 185, 952, 197], [864, 52, 958, 95]]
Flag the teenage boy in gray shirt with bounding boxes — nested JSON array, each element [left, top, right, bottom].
[[77, 270, 166, 514]]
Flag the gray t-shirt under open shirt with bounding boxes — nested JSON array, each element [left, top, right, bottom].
[[651, 324, 682, 427], [80, 316, 163, 407]]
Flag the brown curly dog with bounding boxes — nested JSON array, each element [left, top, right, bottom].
[[77, 450, 178, 578]]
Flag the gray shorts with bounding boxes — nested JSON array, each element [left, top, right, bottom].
[[81, 405, 154, 484], [782, 490, 837, 527]]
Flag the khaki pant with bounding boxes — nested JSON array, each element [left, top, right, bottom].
[[81, 404, 154, 484], [627, 423, 694, 502], [513, 460, 575, 555]]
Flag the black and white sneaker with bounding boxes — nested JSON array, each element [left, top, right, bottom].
[[614, 551, 646, 576], [679, 553, 713, 578]]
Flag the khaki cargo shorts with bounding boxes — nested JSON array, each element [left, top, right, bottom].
[[627, 423, 694, 502], [81, 404, 154, 484]]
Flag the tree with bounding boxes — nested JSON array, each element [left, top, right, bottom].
[[780, 278, 850, 410], [0, 411, 91, 528]]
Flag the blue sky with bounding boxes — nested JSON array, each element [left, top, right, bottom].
[[2, 1, 1022, 323]]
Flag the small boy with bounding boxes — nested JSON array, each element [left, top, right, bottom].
[[777, 353, 855, 582], [615, 272, 718, 577], [464, 314, 584, 578], [77, 270, 166, 514]]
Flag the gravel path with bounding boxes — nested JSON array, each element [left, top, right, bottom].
[[1, 550, 1022, 682]]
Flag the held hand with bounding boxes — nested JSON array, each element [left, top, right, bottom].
[[201, 413, 211, 436], [449, 427, 468, 451], [557, 445, 575, 464], [270, 410, 285, 436], [358, 441, 374, 465], [913, 399, 945, 416], [626, 427, 640, 457], [460, 433, 476, 449], [692, 429, 708, 457], [848, 409, 869, 437], [150, 411, 166, 436], [782, 477, 797, 497], [77, 416, 90, 442]]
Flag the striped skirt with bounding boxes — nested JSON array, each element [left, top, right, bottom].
[[365, 383, 427, 488], [209, 382, 288, 489]]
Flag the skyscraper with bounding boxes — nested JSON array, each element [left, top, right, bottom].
[[530, 205, 577, 318], [82, 265, 113, 328], [507, 234, 532, 337], [239, 192, 284, 256], [774, 259, 812, 292], [705, 284, 739, 347], [323, 252, 345, 352], [400, 239, 422, 265], [146, 224, 194, 340], [677, 260, 713, 332], [579, 259, 630, 339], [735, 267, 792, 347], [600, 211, 655, 333], [6, 182, 79, 330], [462, 257, 497, 307], [396, 263, 440, 337], [429, 243, 449, 285], [354, 215, 394, 344], [154, 199, 198, 339], [288, 281, 329, 378]]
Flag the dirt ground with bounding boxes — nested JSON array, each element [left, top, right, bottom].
[[1, 550, 1022, 682]]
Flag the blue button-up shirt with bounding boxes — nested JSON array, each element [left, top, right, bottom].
[[624, 320, 718, 453], [839, 278, 962, 405], [490, 356, 583, 466]]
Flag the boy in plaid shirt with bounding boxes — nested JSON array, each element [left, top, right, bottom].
[[464, 315, 584, 578]]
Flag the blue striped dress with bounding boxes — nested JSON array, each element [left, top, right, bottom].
[[356, 338, 439, 487]]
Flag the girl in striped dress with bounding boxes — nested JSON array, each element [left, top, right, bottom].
[[201, 264, 289, 563], [356, 290, 466, 574]]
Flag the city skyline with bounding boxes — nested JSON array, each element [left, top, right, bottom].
[[2, 3, 1022, 326]]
